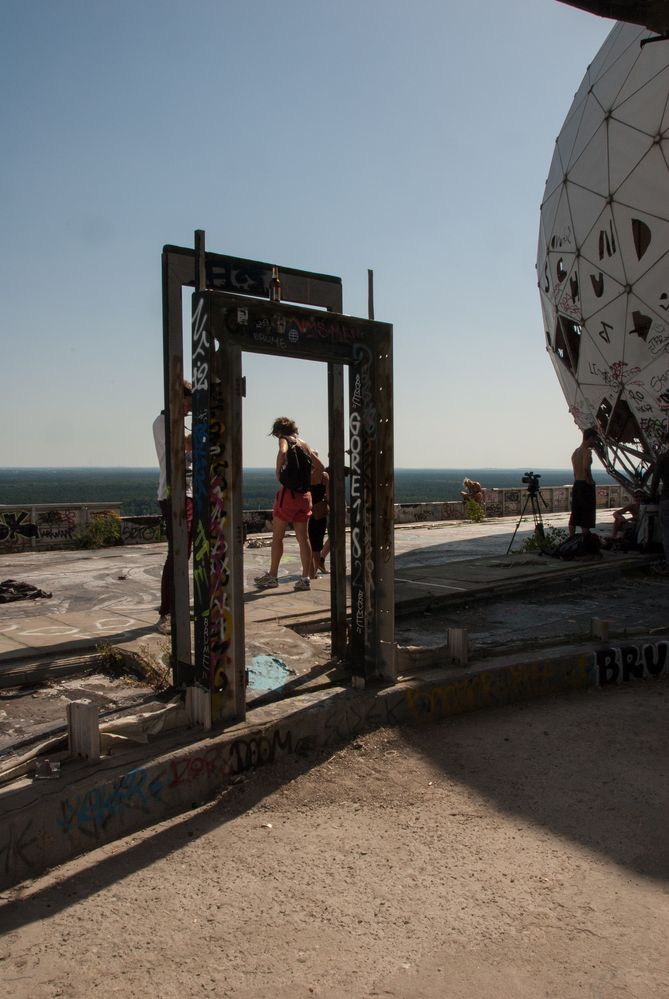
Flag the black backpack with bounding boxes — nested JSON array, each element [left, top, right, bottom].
[[550, 532, 602, 560], [279, 440, 312, 493]]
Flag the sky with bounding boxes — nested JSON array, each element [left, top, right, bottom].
[[1, 0, 614, 470]]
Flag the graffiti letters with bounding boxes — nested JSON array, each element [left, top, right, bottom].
[[595, 642, 668, 686], [192, 297, 209, 393], [57, 768, 164, 838], [229, 728, 292, 772]]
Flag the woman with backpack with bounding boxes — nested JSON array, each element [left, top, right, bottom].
[[254, 417, 324, 591]]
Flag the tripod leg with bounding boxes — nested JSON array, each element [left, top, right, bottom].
[[531, 495, 545, 539], [506, 494, 533, 554]]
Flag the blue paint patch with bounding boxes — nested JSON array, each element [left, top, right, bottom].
[[247, 654, 294, 691]]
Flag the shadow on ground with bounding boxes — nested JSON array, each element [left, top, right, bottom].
[[1, 681, 667, 936]]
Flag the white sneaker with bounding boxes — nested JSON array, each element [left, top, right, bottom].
[[294, 577, 311, 591]]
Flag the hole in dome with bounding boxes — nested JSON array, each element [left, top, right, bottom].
[[554, 316, 582, 374], [596, 397, 641, 444], [631, 218, 651, 260], [556, 258, 568, 283]]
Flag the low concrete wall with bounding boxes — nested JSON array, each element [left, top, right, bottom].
[[1, 634, 666, 889], [0, 504, 125, 553], [0, 484, 631, 553]]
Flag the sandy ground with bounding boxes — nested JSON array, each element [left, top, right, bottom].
[[1, 682, 668, 999]]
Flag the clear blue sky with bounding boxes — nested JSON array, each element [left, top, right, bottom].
[[1, 0, 612, 470]]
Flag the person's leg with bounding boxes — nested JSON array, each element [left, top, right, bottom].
[[158, 498, 172, 618], [294, 521, 312, 580], [308, 517, 326, 578], [308, 522, 319, 578], [269, 517, 288, 577]]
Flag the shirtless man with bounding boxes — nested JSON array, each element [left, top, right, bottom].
[[569, 428, 598, 537]]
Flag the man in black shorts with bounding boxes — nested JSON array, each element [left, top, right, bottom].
[[569, 428, 598, 538]]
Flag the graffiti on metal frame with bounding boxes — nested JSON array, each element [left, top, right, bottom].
[[223, 308, 366, 349], [595, 642, 668, 686], [192, 296, 212, 684], [208, 381, 232, 697]]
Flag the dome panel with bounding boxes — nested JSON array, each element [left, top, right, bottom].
[[613, 144, 669, 217], [611, 66, 669, 134], [566, 122, 610, 197]]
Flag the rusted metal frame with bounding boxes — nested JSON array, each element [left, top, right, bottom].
[[371, 331, 395, 680], [191, 292, 212, 687], [162, 243, 343, 689], [228, 345, 246, 720], [326, 276, 346, 662], [207, 340, 245, 723], [327, 363, 347, 660], [162, 250, 192, 685], [348, 358, 366, 681], [203, 290, 393, 699], [354, 342, 380, 682], [206, 291, 389, 681], [162, 244, 343, 310]]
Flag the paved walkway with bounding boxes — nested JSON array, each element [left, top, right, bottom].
[[0, 510, 657, 675]]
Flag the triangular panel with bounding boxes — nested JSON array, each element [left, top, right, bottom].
[[614, 144, 669, 217], [566, 122, 611, 198]]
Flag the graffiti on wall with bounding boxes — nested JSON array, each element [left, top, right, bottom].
[[37, 509, 77, 541], [595, 642, 668, 686], [0, 510, 39, 543], [120, 516, 165, 543], [57, 768, 164, 838], [0, 819, 38, 876]]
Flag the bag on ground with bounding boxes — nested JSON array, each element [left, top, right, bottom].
[[550, 533, 602, 560]]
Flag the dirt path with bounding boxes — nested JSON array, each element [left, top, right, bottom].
[[1, 682, 668, 998]]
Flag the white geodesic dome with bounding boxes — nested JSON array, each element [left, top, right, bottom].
[[538, 21, 669, 488]]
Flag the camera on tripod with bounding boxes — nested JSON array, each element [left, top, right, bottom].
[[506, 471, 547, 553], [522, 471, 541, 494]]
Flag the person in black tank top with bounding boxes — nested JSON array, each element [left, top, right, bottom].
[[308, 454, 329, 578]]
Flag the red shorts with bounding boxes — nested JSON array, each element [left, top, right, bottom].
[[273, 487, 312, 523]]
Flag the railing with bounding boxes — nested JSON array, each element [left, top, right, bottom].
[[0, 483, 631, 553]]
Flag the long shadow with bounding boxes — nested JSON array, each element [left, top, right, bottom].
[[394, 683, 669, 883], [394, 528, 534, 567], [0, 684, 666, 933], [0, 621, 160, 667], [0, 748, 322, 933]]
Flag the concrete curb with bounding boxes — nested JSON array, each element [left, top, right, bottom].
[[1, 632, 667, 890]]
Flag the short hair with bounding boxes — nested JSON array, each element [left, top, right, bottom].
[[270, 417, 298, 438]]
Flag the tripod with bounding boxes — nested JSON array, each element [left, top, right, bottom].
[[506, 486, 548, 554]]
